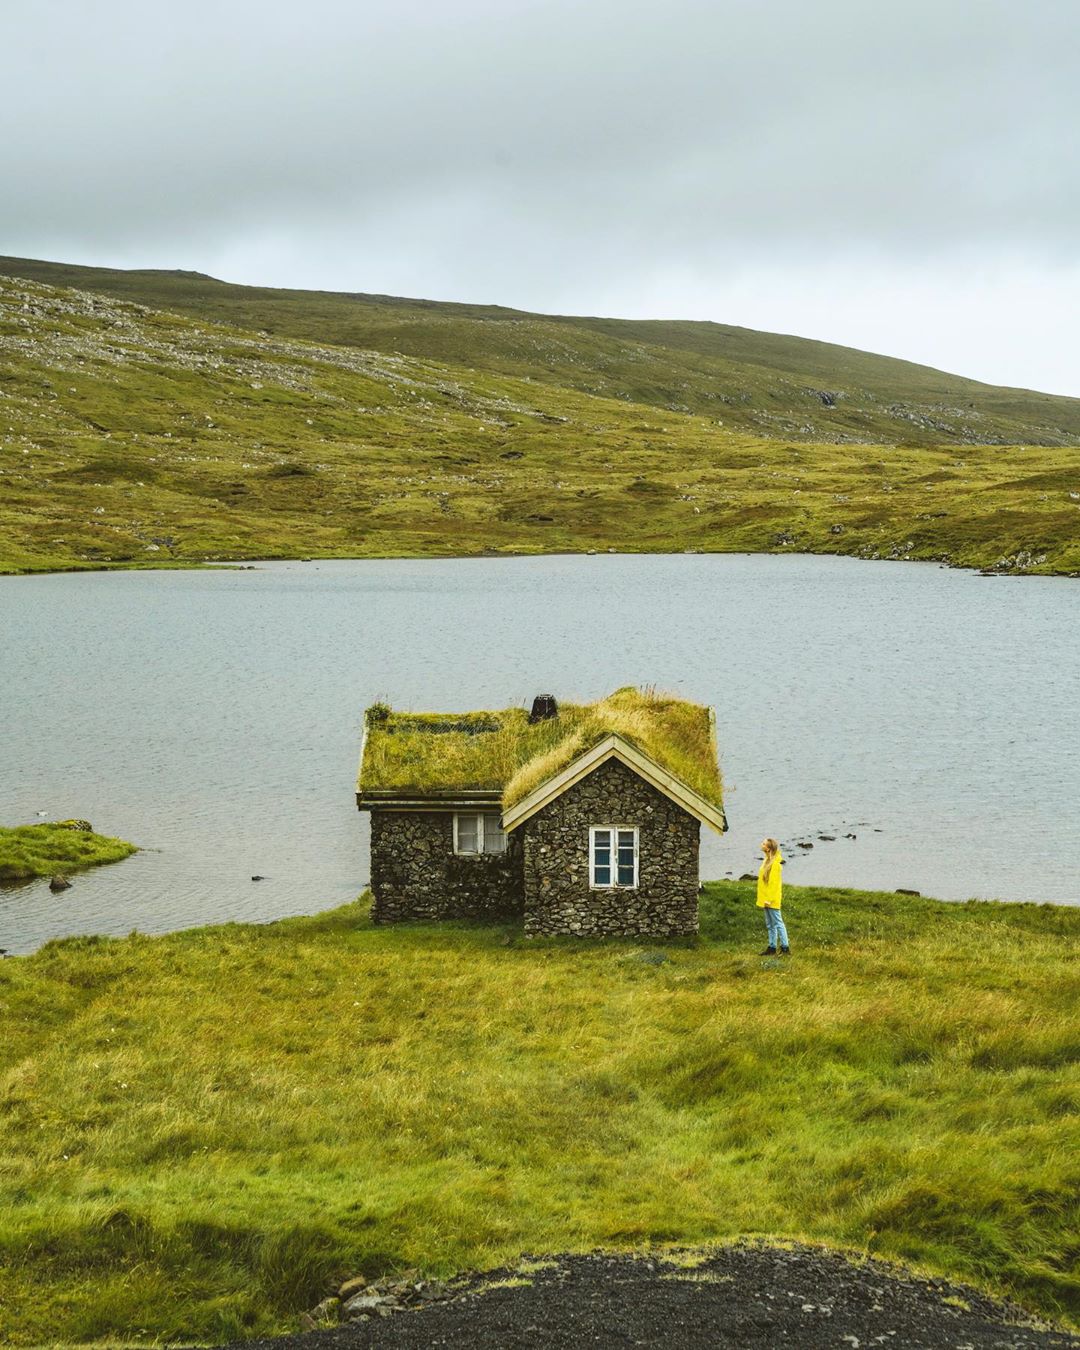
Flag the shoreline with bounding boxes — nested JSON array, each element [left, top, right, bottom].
[[4, 882, 1078, 962], [2, 543, 1078, 581]]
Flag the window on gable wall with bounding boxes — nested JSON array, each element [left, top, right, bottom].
[[454, 812, 507, 855], [590, 826, 638, 888]]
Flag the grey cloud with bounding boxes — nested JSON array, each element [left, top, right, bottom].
[[1, 0, 1078, 391]]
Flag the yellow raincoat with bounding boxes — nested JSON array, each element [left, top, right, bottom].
[[756, 850, 783, 908]]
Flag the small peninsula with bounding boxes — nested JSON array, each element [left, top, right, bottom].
[[0, 822, 137, 883]]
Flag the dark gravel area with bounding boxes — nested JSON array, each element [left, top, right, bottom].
[[224, 1244, 1080, 1349]]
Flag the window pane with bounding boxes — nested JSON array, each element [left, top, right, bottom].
[[482, 813, 506, 854], [592, 828, 612, 885], [456, 814, 479, 853], [617, 830, 636, 886]]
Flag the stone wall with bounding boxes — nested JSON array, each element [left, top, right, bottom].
[[520, 758, 700, 937], [369, 810, 524, 923]]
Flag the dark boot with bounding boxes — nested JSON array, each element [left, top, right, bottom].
[[759, 946, 777, 956], [780, 945, 791, 956]]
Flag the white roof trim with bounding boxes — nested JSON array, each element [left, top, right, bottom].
[[502, 733, 727, 834]]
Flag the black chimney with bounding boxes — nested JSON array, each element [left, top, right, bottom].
[[528, 694, 558, 723]]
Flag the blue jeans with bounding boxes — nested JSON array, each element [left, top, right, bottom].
[[764, 906, 789, 948]]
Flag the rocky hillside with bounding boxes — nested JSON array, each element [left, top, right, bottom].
[[5, 254, 1080, 447], [2, 271, 1079, 575]]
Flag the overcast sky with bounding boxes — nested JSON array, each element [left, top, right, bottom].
[[3, 0, 1078, 394]]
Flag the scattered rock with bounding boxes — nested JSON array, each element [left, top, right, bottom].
[[264, 1245, 1080, 1350], [738, 873, 756, 882], [343, 1295, 387, 1316], [818, 834, 836, 841], [55, 819, 93, 831], [49, 875, 72, 892], [251, 875, 266, 881], [896, 888, 921, 896], [797, 841, 814, 849]]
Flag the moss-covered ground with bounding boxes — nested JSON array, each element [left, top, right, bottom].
[[0, 883, 1076, 1344], [2, 274, 1079, 577], [0, 825, 136, 882]]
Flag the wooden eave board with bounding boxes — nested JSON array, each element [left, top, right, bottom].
[[357, 790, 501, 812]]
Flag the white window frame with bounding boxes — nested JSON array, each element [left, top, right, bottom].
[[589, 825, 639, 889], [453, 811, 507, 856]]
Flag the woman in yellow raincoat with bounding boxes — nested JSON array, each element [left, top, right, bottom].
[[757, 837, 790, 955]]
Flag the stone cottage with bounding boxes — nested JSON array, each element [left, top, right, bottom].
[[356, 687, 727, 937]]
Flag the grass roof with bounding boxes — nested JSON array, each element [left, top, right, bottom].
[[358, 687, 722, 811]]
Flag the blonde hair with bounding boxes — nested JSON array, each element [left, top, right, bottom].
[[761, 837, 780, 883]]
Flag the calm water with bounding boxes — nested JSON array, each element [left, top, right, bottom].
[[2, 554, 1078, 954]]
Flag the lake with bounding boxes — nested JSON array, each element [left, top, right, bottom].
[[2, 553, 1077, 954]]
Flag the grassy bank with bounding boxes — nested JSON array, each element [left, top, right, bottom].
[[0, 824, 136, 882], [0, 884, 1076, 1345], [3, 274, 1080, 577]]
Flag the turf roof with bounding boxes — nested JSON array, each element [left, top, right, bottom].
[[358, 687, 722, 811]]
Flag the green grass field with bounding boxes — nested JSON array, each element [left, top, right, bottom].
[[2, 271, 1079, 577], [1, 883, 1076, 1345], [0, 825, 136, 882]]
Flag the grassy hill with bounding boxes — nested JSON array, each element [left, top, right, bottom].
[[0, 883, 1076, 1344], [4, 255, 1080, 449], [2, 270, 1079, 575]]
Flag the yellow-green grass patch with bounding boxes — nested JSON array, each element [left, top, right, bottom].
[[0, 883, 1076, 1344]]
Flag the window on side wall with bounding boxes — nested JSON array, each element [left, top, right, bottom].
[[454, 812, 507, 855], [590, 825, 638, 888]]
